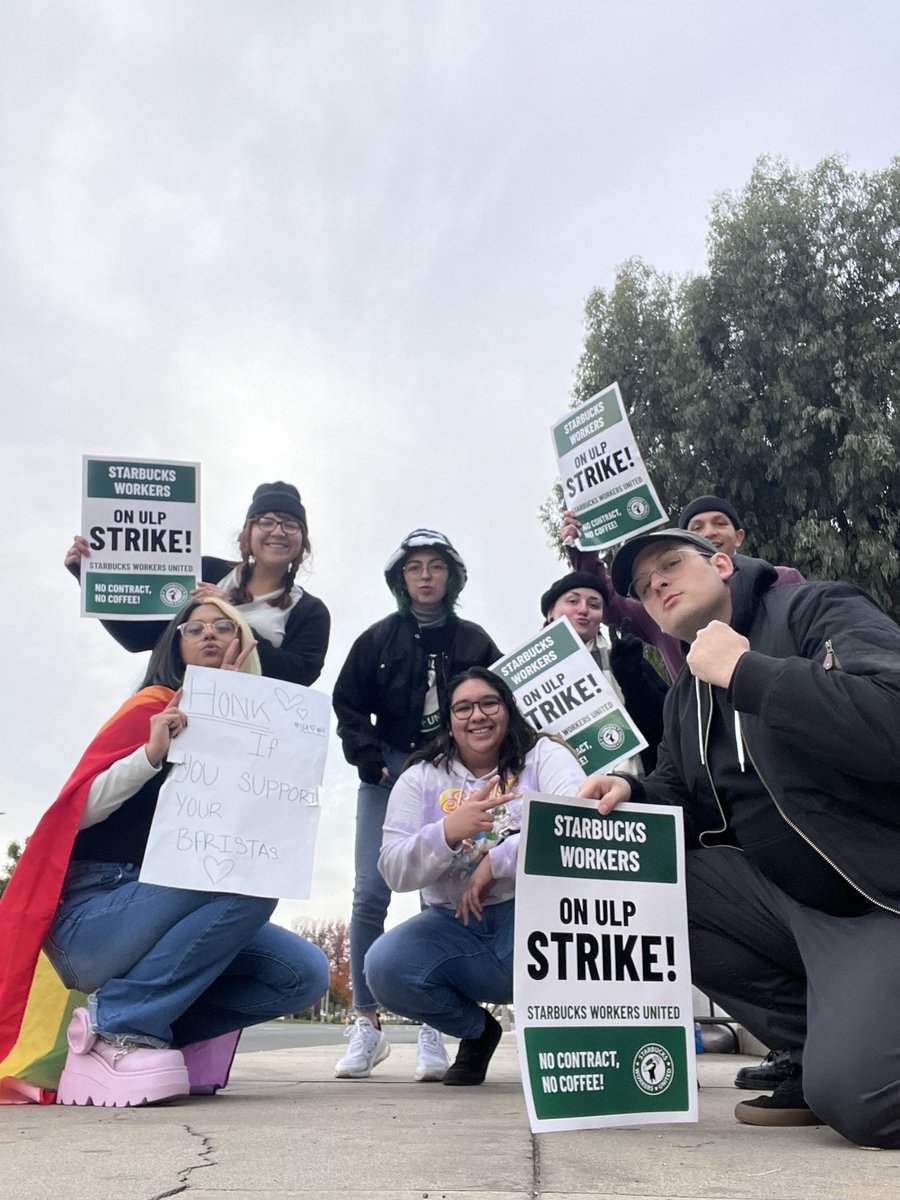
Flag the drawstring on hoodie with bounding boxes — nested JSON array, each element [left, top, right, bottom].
[[695, 677, 746, 772]]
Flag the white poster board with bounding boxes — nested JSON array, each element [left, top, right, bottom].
[[491, 617, 647, 774], [515, 793, 697, 1132], [140, 667, 330, 899], [551, 382, 667, 551], [80, 455, 201, 619]]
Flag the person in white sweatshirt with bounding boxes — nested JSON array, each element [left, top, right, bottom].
[[365, 667, 585, 1086]]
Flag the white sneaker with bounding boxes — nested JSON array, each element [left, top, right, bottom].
[[414, 1024, 450, 1082], [334, 1017, 390, 1079]]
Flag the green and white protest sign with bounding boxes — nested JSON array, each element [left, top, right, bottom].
[[80, 456, 201, 619], [491, 617, 647, 775], [515, 794, 696, 1132], [552, 381, 666, 551]]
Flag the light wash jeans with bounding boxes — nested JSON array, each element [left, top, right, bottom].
[[349, 747, 409, 1011], [364, 900, 514, 1039], [44, 860, 329, 1048]]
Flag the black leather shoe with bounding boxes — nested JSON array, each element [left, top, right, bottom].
[[734, 1048, 793, 1091], [443, 1012, 502, 1086], [734, 1067, 822, 1127]]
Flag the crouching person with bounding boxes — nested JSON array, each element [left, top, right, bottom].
[[0, 600, 329, 1107], [365, 668, 584, 1085], [578, 528, 900, 1148]]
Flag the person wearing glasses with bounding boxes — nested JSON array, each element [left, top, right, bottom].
[[64, 481, 330, 686], [365, 668, 584, 1086], [332, 530, 501, 1082], [577, 528, 900, 1147], [560, 494, 804, 681], [0, 598, 328, 1107]]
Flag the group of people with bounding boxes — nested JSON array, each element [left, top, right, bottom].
[[1, 478, 899, 1150]]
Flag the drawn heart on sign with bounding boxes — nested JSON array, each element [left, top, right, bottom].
[[274, 688, 308, 721], [204, 855, 236, 885]]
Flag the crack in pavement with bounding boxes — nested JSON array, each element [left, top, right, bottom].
[[146, 1124, 216, 1200]]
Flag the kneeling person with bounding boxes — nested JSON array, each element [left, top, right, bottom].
[[365, 668, 585, 1086]]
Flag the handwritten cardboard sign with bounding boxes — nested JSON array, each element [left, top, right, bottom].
[[140, 666, 330, 899]]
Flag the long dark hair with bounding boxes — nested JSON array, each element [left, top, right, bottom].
[[406, 667, 539, 789], [227, 516, 311, 611], [140, 598, 258, 690]]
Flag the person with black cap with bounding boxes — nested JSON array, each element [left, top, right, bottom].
[[560, 495, 804, 681], [576, 527, 900, 1148], [65, 481, 330, 686], [539, 570, 668, 772], [332, 529, 501, 1082]]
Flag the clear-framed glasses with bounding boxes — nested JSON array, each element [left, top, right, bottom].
[[402, 559, 449, 578], [177, 618, 239, 640], [450, 697, 504, 719], [629, 550, 713, 601], [254, 516, 302, 535]]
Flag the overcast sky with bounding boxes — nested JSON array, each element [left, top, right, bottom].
[[2, 1, 898, 929]]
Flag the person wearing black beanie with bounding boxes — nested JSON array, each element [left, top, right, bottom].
[[540, 571, 667, 772], [64, 480, 330, 687]]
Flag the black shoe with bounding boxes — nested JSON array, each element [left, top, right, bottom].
[[443, 1013, 502, 1086], [734, 1048, 793, 1091], [734, 1066, 822, 1127]]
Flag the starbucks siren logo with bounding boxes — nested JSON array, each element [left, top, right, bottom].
[[627, 496, 650, 520], [633, 1043, 674, 1095], [160, 582, 189, 609], [597, 722, 626, 751]]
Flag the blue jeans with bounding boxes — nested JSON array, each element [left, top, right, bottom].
[[349, 748, 409, 1011], [44, 861, 329, 1048], [364, 901, 514, 1039]]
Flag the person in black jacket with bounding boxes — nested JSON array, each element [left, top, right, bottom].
[[579, 528, 900, 1148], [539, 570, 668, 772], [332, 529, 501, 1082], [64, 481, 329, 686]]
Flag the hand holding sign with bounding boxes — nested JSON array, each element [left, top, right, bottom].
[[146, 689, 187, 767], [577, 773, 633, 815]]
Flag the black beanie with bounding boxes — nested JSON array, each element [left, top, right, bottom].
[[540, 570, 609, 617], [677, 495, 741, 530], [246, 482, 307, 528]]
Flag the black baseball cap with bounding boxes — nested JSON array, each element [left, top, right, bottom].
[[610, 528, 718, 597]]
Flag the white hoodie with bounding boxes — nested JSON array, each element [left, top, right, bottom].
[[379, 738, 585, 910]]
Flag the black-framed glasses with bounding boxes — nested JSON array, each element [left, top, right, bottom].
[[450, 697, 504, 719], [255, 516, 302, 534], [628, 550, 713, 601], [177, 618, 239, 640]]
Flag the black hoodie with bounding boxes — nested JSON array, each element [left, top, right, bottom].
[[629, 556, 900, 915]]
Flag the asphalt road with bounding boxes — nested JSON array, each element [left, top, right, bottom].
[[237, 1021, 425, 1053]]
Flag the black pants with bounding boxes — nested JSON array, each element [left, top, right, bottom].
[[687, 846, 900, 1148]]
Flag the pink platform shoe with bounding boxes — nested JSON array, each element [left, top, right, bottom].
[[181, 1030, 241, 1095], [55, 1008, 190, 1107]]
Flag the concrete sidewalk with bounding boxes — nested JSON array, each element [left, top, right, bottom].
[[2, 1042, 895, 1200]]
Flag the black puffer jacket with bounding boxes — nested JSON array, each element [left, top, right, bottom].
[[631, 556, 900, 913], [333, 612, 501, 777]]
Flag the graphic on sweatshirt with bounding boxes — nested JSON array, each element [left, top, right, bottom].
[[438, 779, 521, 878]]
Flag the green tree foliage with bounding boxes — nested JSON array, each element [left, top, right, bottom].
[[550, 155, 900, 616], [0, 841, 22, 898]]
